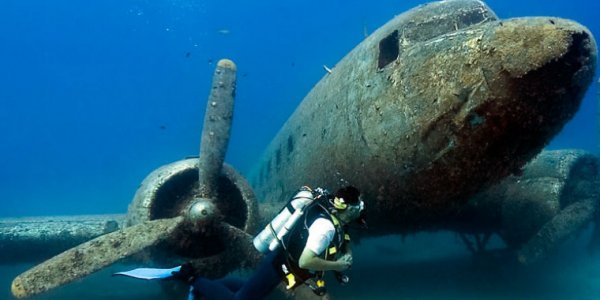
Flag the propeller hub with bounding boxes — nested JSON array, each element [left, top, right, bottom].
[[188, 198, 218, 223]]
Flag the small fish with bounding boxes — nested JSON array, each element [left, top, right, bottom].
[[185, 52, 191, 58], [159, 125, 167, 130], [217, 29, 230, 35], [323, 65, 333, 74]]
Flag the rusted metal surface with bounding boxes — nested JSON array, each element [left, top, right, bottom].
[[198, 59, 236, 198], [0, 214, 125, 263], [249, 0, 597, 236], [457, 150, 600, 263], [126, 161, 258, 236], [11, 217, 183, 298]]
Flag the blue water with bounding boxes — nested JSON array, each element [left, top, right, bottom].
[[0, 0, 598, 217], [0, 0, 599, 299]]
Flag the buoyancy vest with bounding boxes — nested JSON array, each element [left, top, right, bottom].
[[276, 202, 351, 292]]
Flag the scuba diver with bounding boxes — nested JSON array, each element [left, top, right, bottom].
[[115, 185, 366, 300], [186, 185, 365, 299]]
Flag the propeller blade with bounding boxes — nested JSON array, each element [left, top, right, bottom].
[[187, 222, 261, 278], [11, 216, 184, 298], [517, 198, 598, 264], [198, 59, 237, 197], [221, 223, 262, 267]]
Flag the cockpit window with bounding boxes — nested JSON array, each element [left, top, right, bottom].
[[378, 30, 399, 69]]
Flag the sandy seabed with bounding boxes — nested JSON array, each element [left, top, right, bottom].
[[3, 229, 600, 300]]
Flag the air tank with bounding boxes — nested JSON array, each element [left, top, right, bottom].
[[253, 189, 314, 253]]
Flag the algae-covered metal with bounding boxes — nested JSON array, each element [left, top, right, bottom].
[[249, 0, 597, 236], [11, 217, 183, 299], [457, 150, 600, 264], [0, 214, 124, 263]]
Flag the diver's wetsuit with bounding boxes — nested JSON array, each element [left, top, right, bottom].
[[191, 249, 282, 300]]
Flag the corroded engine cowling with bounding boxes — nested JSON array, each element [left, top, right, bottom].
[[126, 158, 259, 260]]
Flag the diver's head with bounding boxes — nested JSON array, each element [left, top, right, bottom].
[[331, 186, 365, 226]]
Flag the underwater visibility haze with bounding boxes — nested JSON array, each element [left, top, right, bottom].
[[1, 0, 600, 299]]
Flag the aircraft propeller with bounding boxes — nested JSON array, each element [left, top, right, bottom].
[[11, 59, 261, 298]]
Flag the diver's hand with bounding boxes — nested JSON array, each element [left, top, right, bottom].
[[334, 254, 352, 271], [339, 253, 353, 265]]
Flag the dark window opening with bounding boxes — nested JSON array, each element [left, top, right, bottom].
[[378, 30, 399, 69], [287, 135, 294, 155], [276, 148, 281, 169]]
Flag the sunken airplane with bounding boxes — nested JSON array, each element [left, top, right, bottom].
[[5, 0, 599, 298]]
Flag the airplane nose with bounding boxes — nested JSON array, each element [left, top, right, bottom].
[[394, 17, 597, 174], [488, 18, 596, 78], [469, 18, 597, 162], [379, 16, 597, 216], [484, 17, 596, 98]]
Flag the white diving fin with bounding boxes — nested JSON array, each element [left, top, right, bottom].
[[113, 266, 181, 280]]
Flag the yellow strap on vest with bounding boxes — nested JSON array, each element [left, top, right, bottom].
[[317, 279, 326, 287], [330, 214, 340, 226], [285, 273, 296, 289], [328, 246, 337, 255]]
